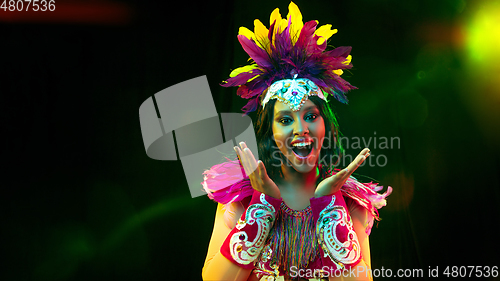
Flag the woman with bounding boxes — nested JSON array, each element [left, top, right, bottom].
[[202, 2, 391, 280]]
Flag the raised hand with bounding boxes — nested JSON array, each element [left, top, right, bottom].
[[314, 148, 371, 198], [234, 142, 281, 199]]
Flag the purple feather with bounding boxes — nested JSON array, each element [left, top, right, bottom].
[[321, 56, 349, 70], [240, 79, 266, 98], [296, 20, 317, 51], [241, 97, 260, 115], [268, 21, 276, 44], [325, 46, 352, 58], [237, 35, 272, 68], [221, 7, 358, 114], [221, 69, 263, 87]]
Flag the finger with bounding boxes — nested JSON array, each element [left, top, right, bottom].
[[358, 148, 370, 158], [257, 160, 269, 181], [330, 168, 349, 186], [345, 148, 371, 177], [234, 146, 252, 176], [344, 148, 370, 173], [243, 147, 258, 175], [234, 145, 241, 161], [324, 148, 371, 194], [362, 148, 371, 158], [239, 141, 248, 150], [239, 142, 259, 175], [238, 142, 253, 172], [234, 146, 245, 171]]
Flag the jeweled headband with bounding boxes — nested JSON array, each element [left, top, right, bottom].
[[221, 1, 357, 114], [262, 75, 326, 111]]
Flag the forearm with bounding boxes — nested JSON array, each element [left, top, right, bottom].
[[202, 252, 252, 281], [203, 203, 251, 281], [203, 192, 281, 280], [220, 192, 281, 267]]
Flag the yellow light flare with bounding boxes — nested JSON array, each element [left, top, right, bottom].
[[458, 0, 500, 149], [465, 0, 500, 68]]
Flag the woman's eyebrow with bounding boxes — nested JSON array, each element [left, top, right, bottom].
[[302, 106, 318, 112], [274, 109, 291, 116]]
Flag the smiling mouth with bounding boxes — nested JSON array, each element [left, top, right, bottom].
[[291, 142, 313, 158]]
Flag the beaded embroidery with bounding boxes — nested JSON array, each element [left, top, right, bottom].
[[229, 193, 277, 265], [316, 195, 361, 269], [262, 75, 326, 111]]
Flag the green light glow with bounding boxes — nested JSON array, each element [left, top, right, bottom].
[[466, 1, 500, 65], [101, 196, 195, 251], [32, 194, 196, 281]]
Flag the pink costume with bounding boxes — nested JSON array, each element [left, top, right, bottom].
[[201, 2, 392, 280], [203, 159, 392, 280]]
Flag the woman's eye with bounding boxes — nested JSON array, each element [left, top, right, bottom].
[[279, 117, 292, 125], [305, 114, 318, 121]]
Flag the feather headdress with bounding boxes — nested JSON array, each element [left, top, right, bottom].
[[222, 1, 357, 114]]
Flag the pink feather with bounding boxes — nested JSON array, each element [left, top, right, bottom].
[[296, 20, 317, 50], [237, 35, 272, 68]]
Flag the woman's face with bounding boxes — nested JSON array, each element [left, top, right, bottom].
[[272, 99, 325, 174]]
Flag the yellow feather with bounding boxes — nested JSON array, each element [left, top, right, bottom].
[[333, 69, 344, 76], [269, 8, 282, 30], [254, 19, 268, 39], [247, 74, 260, 83], [238, 26, 255, 40], [254, 19, 270, 51], [287, 1, 303, 44], [343, 55, 352, 65], [279, 18, 288, 33], [269, 7, 282, 46], [315, 24, 338, 45], [229, 64, 260, 78]]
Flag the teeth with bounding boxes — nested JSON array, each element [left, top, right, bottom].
[[292, 142, 312, 147]]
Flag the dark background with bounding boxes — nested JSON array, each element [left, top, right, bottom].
[[2, 0, 500, 280]]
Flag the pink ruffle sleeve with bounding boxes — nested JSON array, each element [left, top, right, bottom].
[[202, 158, 254, 205], [202, 160, 392, 235]]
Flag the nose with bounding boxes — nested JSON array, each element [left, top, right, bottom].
[[293, 119, 309, 136]]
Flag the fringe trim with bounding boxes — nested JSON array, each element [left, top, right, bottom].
[[266, 202, 319, 279]]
